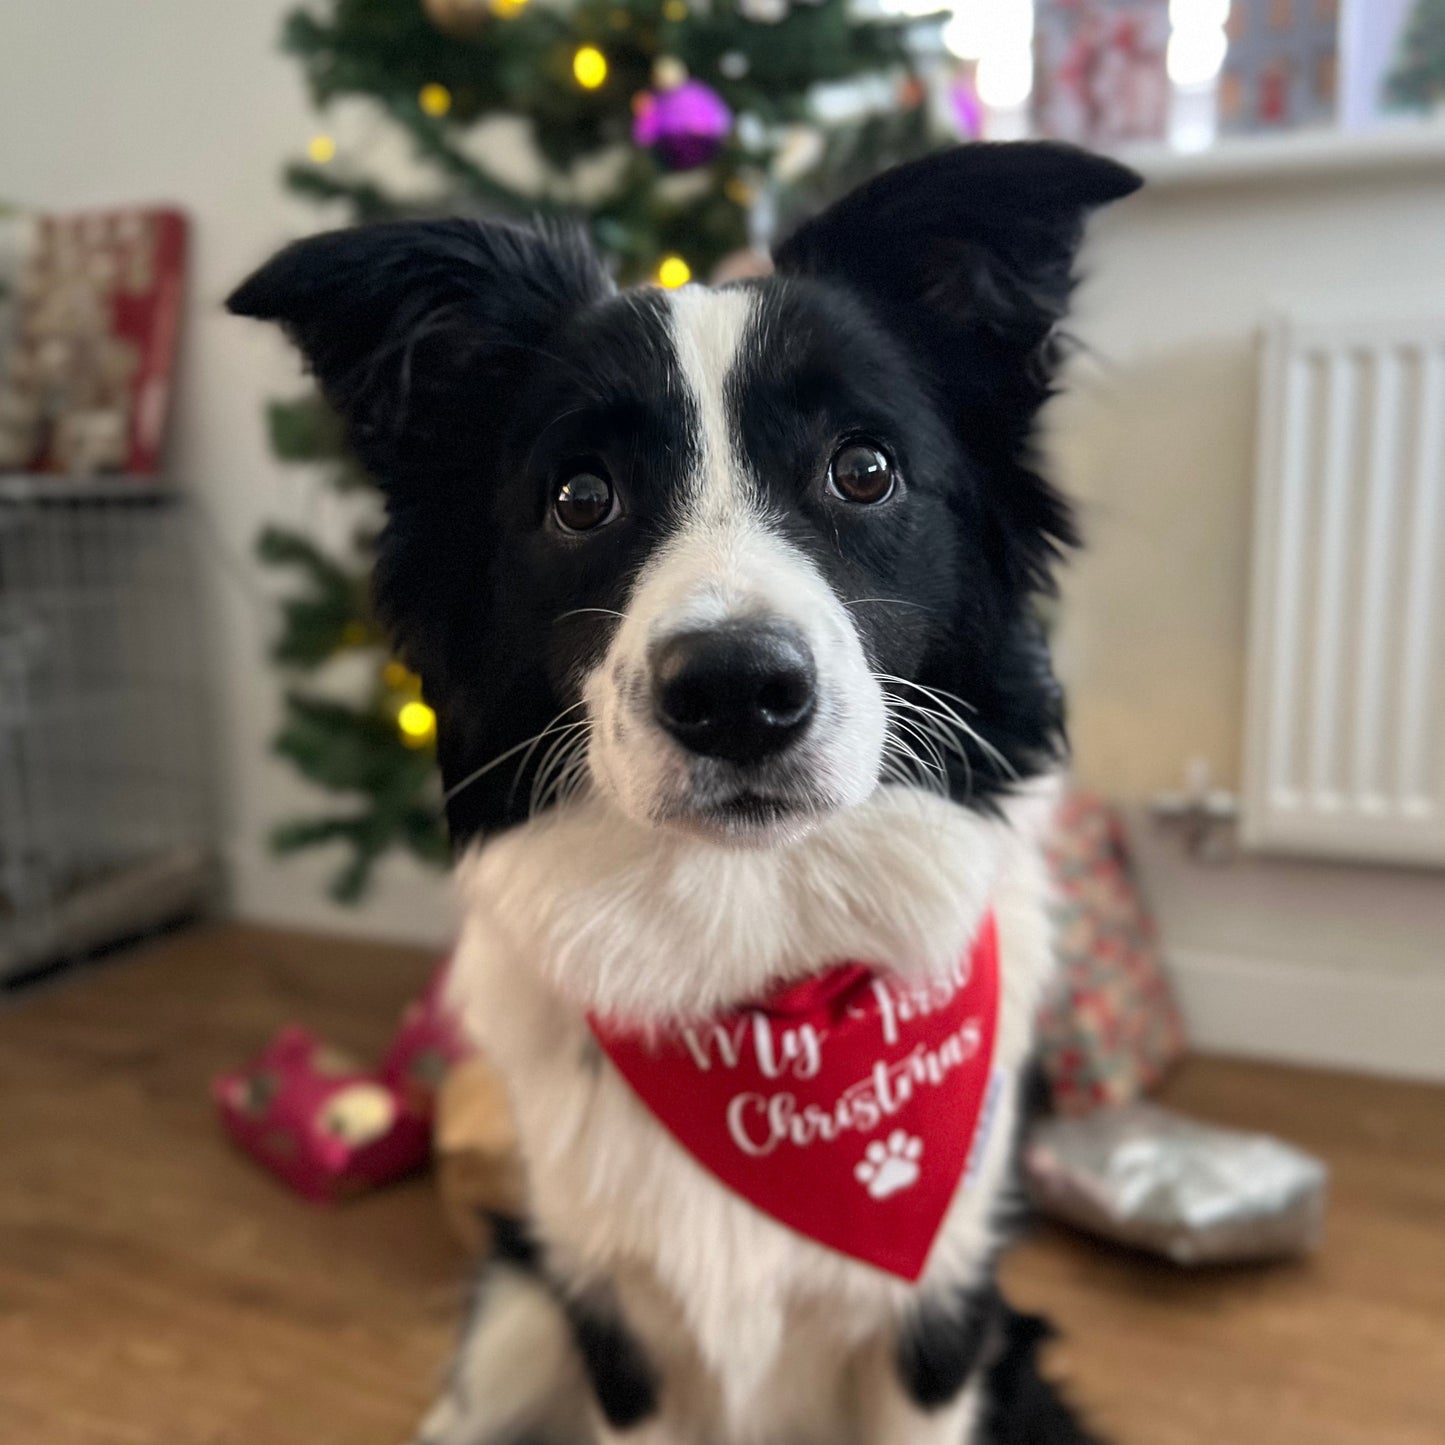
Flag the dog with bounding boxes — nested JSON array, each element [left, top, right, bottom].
[[230, 141, 1140, 1445]]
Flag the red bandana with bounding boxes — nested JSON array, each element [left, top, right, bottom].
[[588, 913, 1002, 1281]]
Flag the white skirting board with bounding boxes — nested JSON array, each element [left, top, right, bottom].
[[1168, 946, 1445, 1082]]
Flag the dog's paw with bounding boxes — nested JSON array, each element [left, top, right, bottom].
[[854, 1130, 923, 1199]]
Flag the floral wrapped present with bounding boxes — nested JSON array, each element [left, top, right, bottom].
[[1036, 794, 1187, 1115], [380, 964, 475, 1121]]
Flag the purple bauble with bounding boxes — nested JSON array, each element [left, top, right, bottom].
[[633, 79, 733, 170], [950, 73, 985, 140]]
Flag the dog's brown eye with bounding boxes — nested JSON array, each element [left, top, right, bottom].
[[554, 469, 615, 532], [828, 441, 895, 505]]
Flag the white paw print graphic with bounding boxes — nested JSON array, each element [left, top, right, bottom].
[[854, 1130, 924, 1200]]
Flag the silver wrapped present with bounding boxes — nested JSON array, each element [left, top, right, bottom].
[[1023, 1103, 1328, 1265]]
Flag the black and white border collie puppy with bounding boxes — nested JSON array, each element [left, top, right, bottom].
[[231, 143, 1139, 1445]]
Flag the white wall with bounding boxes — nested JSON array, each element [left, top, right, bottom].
[[0, 0, 456, 945], [1056, 155, 1445, 1079], [1058, 156, 1445, 798]]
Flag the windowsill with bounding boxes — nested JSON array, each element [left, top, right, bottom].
[[1116, 118, 1445, 190]]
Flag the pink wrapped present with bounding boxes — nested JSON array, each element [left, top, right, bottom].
[[214, 1025, 432, 1203], [215, 962, 474, 1202], [1036, 793, 1187, 1115], [380, 964, 475, 1121]]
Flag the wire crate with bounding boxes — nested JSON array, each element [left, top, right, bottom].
[[0, 477, 213, 980]]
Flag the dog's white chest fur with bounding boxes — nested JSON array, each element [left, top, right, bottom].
[[448, 783, 1058, 1437]]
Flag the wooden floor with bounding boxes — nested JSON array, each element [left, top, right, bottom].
[[1, 924, 1441, 1445]]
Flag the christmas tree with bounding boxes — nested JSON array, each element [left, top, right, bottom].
[[1387, 0, 1445, 112], [259, 0, 956, 900]]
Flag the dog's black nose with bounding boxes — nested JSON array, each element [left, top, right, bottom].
[[652, 622, 816, 763]]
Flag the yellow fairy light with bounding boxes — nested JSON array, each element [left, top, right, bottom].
[[397, 700, 437, 747], [656, 255, 692, 288], [419, 82, 453, 117], [492, 0, 530, 15], [383, 661, 424, 698], [573, 45, 608, 89], [663, 0, 688, 19], [306, 134, 337, 164]]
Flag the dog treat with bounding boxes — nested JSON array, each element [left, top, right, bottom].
[[1024, 1103, 1327, 1265], [434, 1054, 528, 1252]]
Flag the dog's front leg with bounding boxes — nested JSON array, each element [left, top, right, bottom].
[[859, 1282, 999, 1445], [412, 1262, 590, 1445], [565, 1285, 678, 1445], [591, 1417, 674, 1445], [859, 1375, 982, 1445]]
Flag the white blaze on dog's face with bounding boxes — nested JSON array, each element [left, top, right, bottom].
[[226, 146, 1142, 853], [584, 287, 887, 844]]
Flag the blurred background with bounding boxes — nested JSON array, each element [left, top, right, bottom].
[[0, 3, 1442, 1444]]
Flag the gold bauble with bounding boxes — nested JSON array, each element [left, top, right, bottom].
[[421, 0, 491, 38], [652, 55, 689, 91]]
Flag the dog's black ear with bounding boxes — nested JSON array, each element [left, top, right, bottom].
[[775, 143, 1140, 592], [228, 219, 612, 482], [772, 142, 1140, 372]]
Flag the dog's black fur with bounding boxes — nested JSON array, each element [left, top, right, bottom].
[[897, 1279, 1003, 1410], [230, 143, 1141, 1443], [481, 1205, 1096, 1443], [229, 145, 1138, 845]]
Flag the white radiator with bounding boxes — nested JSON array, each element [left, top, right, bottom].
[[1242, 306, 1445, 868]]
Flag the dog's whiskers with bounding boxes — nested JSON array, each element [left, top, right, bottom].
[[528, 722, 593, 818], [554, 742, 593, 811], [843, 597, 936, 614], [879, 741, 937, 794], [873, 673, 979, 714], [514, 717, 590, 814], [555, 607, 628, 624], [892, 700, 976, 798], [525, 722, 580, 814], [873, 673, 1019, 790], [882, 714, 950, 796], [444, 701, 589, 806], [887, 712, 948, 778]]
